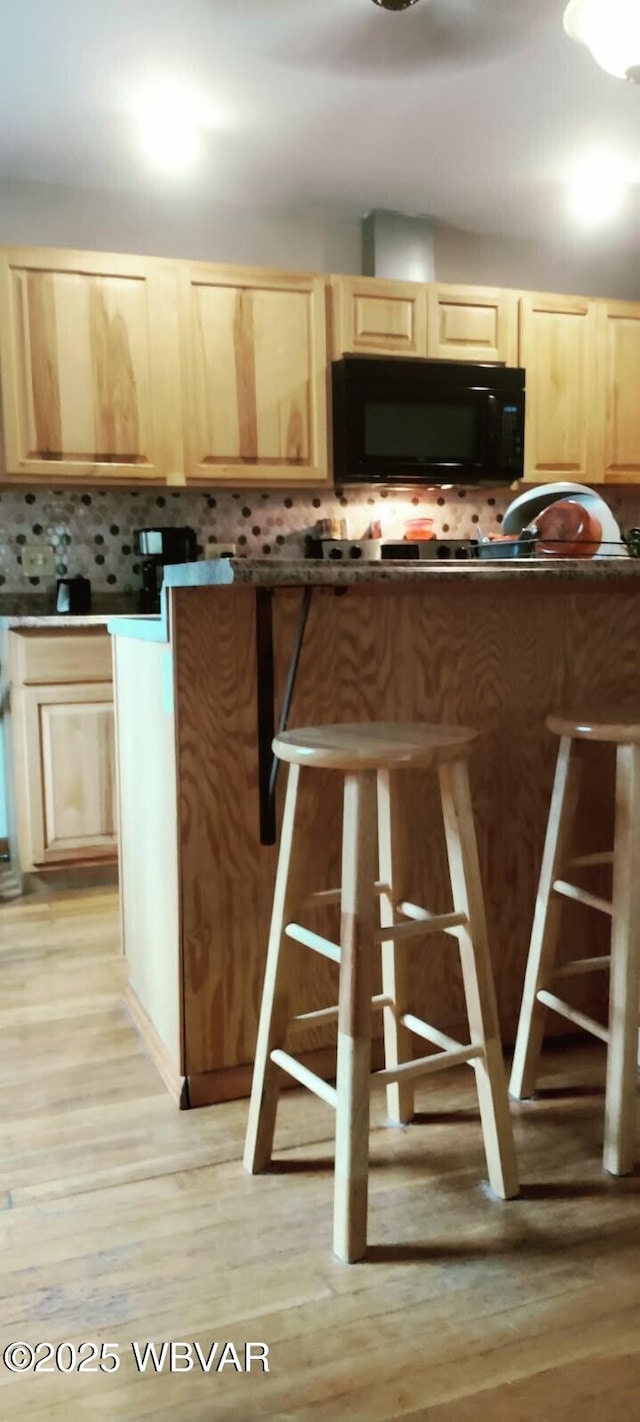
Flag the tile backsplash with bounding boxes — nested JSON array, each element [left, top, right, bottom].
[[1, 483, 639, 600]]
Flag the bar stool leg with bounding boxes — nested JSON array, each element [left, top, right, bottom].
[[244, 764, 301, 1176], [604, 743, 640, 1176], [377, 770, 414, 1126], [510, 736, 582, 1101], [439, 759, 519, 1200], [334, 770, 377, 1264]]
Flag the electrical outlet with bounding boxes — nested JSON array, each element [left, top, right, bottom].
[[206, 542, 237, 558], [22, 544, 56, 578]]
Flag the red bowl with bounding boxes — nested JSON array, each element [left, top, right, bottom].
[[533, 500, 602, 558]]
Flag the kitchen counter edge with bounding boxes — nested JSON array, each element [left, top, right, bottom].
[[0, 613, 151, 629], [163, 555, 640, 587], [104, 555, 640, 642]]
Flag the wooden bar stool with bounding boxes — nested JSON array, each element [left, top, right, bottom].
[[244, 722, 519, 1263], [510, 712, 640, 1176]]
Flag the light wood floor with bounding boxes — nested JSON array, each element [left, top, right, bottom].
[[0, 886, 639, 1421]]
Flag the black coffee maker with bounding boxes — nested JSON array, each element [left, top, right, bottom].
[[134, 527, 198, 612]]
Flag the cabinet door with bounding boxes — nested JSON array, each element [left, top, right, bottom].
[[598, 302, 640, 484], [519, 294, 600, 484], [427, 285, 517, 363], [180, 265, 328, 485], [0, 248, 183, 483], [331, 276, 427, 357], [17, 683, 117, 868]]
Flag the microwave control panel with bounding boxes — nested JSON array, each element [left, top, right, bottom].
[[500, 404, 524, 467]]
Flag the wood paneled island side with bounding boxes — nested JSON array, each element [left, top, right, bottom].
[[109, 558, 640, 1107]]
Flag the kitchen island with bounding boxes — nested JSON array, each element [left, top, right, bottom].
[[109, 557, 640, 1107]]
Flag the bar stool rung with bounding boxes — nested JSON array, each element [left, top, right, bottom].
[[552, 880, 613, 916], [374, 910, 467, 944], [396, 901, 467, 940], [270, 1049, 338, 1107], [536, 989, 610, 1045], [553, 955, 610, 979], [284, 923, 341, 963], [401, 1012, 468, 1055], [375, 1043, 482, 1086], [568, 851, 614, 869], [305, 882, 389, 907], [290, 994, 394, 1030]]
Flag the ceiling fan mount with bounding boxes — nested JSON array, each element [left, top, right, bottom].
[[371, 0, 422, 10]]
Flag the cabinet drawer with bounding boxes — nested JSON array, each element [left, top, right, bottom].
[[10, 631, 112, 685]]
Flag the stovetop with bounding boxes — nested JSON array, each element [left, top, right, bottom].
[[304, 536, 478, 562]]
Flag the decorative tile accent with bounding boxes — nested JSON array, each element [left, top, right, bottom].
[[0, 484, 638, 599]]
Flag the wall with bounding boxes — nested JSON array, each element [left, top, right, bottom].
[[0, 484, 515, 599], [1, 483, 639, 605], [0, 177, 362, 275], [2, 177, 639, 301], [434, 222, 640, 302]]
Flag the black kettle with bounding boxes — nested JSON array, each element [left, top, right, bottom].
[[56, 576, 92, 615]]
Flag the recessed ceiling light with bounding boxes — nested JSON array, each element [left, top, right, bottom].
[[138, 110, 202, 174], [567, 152, 630, 226], [134, 82, 207, 175]]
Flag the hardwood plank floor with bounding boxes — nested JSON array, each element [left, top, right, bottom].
[[0, 885, 638, 1420]]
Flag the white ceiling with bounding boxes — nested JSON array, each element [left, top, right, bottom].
[[0, 0, 639, 244]]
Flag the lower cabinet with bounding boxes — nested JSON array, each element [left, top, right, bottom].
[[5, 629, 117, 873]]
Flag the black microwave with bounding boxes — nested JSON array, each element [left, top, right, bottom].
[[332, 355, 525, 485]]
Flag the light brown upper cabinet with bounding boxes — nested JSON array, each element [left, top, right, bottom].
[[331, 276, 427, 358], [331, 278, 518, 367], [597, 302, 640, 484], [179, 264, 328, 485], [427, 286, 517, 364], [0, 247, 183, 484], [4, 245, 640, 491], [518, 293, 600, 484]]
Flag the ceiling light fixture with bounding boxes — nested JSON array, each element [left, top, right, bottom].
[[138, 109, 202, 174], [371, 0, 422, 11], [566, 151, 630, 226], [563, 0, 640, 82], [134, 81, 208, 175]]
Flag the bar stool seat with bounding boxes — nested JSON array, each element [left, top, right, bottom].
[[546, 711, 640, 744], [510, 709, 640, 1176], [272, 721, 477, 770], [244, 720, 519, 1263]]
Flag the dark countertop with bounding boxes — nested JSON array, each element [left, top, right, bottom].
[[1, 614, 124, 629], [0, 592, 140, 629], [106, 554, 640, 644], [160, 555, 637, 589]]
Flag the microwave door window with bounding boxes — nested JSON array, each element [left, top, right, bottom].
[[364, 400, 477, 462]]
